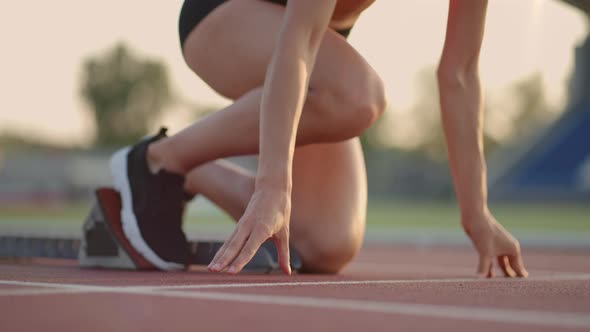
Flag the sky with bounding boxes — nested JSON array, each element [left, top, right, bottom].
[[0, 0, 587, 146]]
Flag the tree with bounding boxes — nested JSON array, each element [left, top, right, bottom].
[[508, 73, 555, 140], [81, 43, 172, 146]]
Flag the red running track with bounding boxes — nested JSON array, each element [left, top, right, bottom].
[[0, 245, 589, 332]]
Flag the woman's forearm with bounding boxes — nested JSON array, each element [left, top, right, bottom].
[[439, 69, 489, 226], [256, 0, 336, 192], [256, 35, 311, 192]]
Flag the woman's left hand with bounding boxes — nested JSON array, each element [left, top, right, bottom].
[[464, 210, 529, 278]]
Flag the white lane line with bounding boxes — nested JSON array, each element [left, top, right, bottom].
[[131, 273, 590, 291], [129, 278, 480, 290], [0, 288, 91, 297], [1, 273, 589, 293], [0, 280, 116, 291], [128, 289, 590, 329], [128, 278, 482, 290], [1, 278, 481, 293]]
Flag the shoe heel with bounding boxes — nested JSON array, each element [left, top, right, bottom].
[[109, 147, 131, 193]]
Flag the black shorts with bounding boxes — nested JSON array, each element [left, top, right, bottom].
[[179, 0, 352, 49]]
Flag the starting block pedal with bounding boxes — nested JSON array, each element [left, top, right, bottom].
[[78, 187, 302, 273], [79, 188, 154, 269]]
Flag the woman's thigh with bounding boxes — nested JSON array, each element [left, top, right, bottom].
[[182, 0, 379, 101]]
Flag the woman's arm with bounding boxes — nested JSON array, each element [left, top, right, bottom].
[[438, 0, 528, 277], [209, 0, 337, 275], [257, 0, 337, 191]]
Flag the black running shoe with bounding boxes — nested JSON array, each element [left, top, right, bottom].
[[110, 127, 190, 270]]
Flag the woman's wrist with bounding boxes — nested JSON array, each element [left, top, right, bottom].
[[460, 204, 491, 231], [255, 174, 292, 194], [252, 177, 293, 220]]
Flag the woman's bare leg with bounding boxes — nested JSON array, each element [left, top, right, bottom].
[[185, 139, 367, 273], [149, 0, 385, 174]]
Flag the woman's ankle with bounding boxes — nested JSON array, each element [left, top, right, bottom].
[[147, 140, 185, 175]]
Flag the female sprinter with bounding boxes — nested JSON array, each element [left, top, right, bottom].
[[110, 0, 528, 277]]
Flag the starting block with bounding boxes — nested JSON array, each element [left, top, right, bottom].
[[79, 187, 155, 270], [0, 188, 302, 273]]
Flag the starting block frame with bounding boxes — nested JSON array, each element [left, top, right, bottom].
[[0, 188, 302, 273]]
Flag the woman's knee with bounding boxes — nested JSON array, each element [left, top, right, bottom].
[[346, 73, 388, 133], [300, 224, 364, 274], [311, 69, 387, 139]]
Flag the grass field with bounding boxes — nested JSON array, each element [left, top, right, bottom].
[[0, 199, 588, 234], [367, 200, 590, 233]]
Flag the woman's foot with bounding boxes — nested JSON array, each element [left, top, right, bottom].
[[110, 127, 191, 270]]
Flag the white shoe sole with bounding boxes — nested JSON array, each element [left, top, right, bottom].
[[110, 147, 184, 271]]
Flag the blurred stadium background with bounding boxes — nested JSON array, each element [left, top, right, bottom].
[[0, 0, 588, 248]]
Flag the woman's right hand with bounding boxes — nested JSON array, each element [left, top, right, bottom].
[[208, 187, 292, 275]]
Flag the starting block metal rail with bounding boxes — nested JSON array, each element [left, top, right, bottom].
[[0, 188, 301, 273]]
